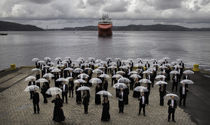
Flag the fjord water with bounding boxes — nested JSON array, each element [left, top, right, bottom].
[[0, 31, 210, 70]]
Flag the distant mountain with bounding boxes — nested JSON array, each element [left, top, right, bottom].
[[0, 21, 44, 31], [60, 24, 210, 31]]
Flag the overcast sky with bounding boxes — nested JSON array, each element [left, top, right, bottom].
[[0, 0, 210, 28]]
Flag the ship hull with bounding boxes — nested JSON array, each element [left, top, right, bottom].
[[98, 24, 112, 37]]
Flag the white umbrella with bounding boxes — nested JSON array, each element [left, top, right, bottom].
[[130, 74, 141, 79], [44, 57, 51, 61], [113, 83, 127, 89], [116, 71, 125, 75], [46, 87, 62, 95], [155, 81, 168, 85], [37, 60, 45, 65], [183, 70, 194, 75], [25, 76, 36, 82], [66, 77, 73, 81], [139, 79, 151, 84], [89, 78, 102, 84], [159, 65, 167, 69], [143, 70, 152, 74], [74, 79, 87, 84], [165, 93, 179, 98], [170, 70, 180, 75], [118, 77, 131, 83], [56, 78, 68, 82], [99, 74, 110, 79], [97, 90, 112, 96], [24, 85, 39, 92], [64, 67, 74, 72], [93, 69, 103, 74], [51, 68, 61, 73], [74, 68, 83, 73], [112, 74, 123, 79], [128, 71, 138, 75], [134, 63, 144, 68], [119, 66, 128, 70], [108, 65, 117, 69], [55, 57, 62, 61], [180, 79, 194, 84], [115, 58, 121, 60], [43, 73, 54, 78], [78, 73, 89, 79], [77, 86, 90, 91], [32, 58, 39, 62], [36, 78, 48, 83], [173, 65, 182, 69], [32, 68, 41, 73], [134, 86, 148, 92], [155, 75, 166, 80]]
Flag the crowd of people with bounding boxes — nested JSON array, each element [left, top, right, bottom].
[[25, 57, 194, 123]]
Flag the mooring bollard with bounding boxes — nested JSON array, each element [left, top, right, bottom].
[[193, 64, 199, 71], [10, 64, 16, 70]]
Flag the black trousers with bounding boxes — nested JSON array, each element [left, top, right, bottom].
[[84, 104, 88, 113], [172, 83, 178, 92], [42, 93, 48, 103], [33, 103, 40, 113], [139, 105, 145, 115], [30, 91, 34, 99], [118, 100, 124, 113], [168, 109, 175, 121], [62, 92, 68, 103], [160, 96, 164, 106], [179, 95, 186, 106], [69, 89, 74, 97]]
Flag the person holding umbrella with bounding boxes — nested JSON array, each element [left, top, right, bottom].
[[179, 84, 188, 107], [41, 82, 48, 103], [172, 74, 178, 92], [138, 92, 146, 116], [51, 94, 65, 122], [62, 82, 68, 104], [68, 78, 74, 98], [118, 88, 124, 113], [83, 90, 90, 114], [123, 83, 129, 105], [159, 84, 166, 106], [32, 89, 40, 114], [75, 83, 82, 104], [101, 96, 110, 121], [28, 80, 36, 99], [95, 84, 102, 105], [167, 95, 177, 122]]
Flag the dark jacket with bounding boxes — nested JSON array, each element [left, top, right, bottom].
[[33, 92, 39, 104]]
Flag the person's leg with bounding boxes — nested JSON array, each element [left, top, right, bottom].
[[172, 109, 175, 122], [168, 112, 171, 122], [33, 103, 36, 114], [179, 96, 182, 106], [62, 93, 64, 102], [139, 106, 142, 115], [37, 103, 40, 114], [65, 93, 68, 103], [183, 95, 186, 106], [143, 106, 145, 116], [122, 103, 124, 113], [172, 84, 174, 92]]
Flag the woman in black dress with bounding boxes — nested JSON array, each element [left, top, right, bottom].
[[101, 96, 110, 121], [95, 84, 102, 105], [51, 94, 65, 122]]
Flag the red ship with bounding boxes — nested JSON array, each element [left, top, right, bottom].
[[98, 14, 112, 37]]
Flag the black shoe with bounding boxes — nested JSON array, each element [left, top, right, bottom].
[[34, 112, 36, 114], [168, 119, 170, 122], [172, 120, 176, 122], [37, 111, 39, 114]]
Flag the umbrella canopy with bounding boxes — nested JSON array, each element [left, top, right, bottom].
[[183, 70, 194, 75], [93, 69, 103, 74], [113, 83, 127, 89], [155, 81, 168, 85], [134, 86, 148, 92], [37, 60, 45, 65], [134, 63, 144, 68], [97, 90, 112, 96], [55, 57, 62, 61], [143, 70, 152, 74], [130, 74, 141, 79], [66, 77, 73, 81], [116, 71, 125, 75], [165, 93, 179, 98], [25, 76, 36, 82], [74, 68, 83, 73], [64, 67, 74, 72], [46, 87, 62, 95], [78, 73, 89, 79], [155, 75, 166, 80], [36, 78, 48, 83], [32, 68, 41, 73], [32, 58, 39, 62], [77, 86, 90, 91], [159, 65, 167, 69], [173, 65, 182, 69], [108, 65, 117, 69], [24, 85, 39, 92], [51, 68, 61, 73], [118, 77, 131, 83], [170, 70, 180, 75], [180, 79, 194, 84], [112, 74, 123, 79], [44, 57, 51, 61], [43, 73, 54, 78], [99, 74, 110, 79], [74, 79, 87, 84], [139, 79, 151, 84], [89, 78, 102, 84], [56, 78, 68, 82], [128, 71, 138, 75], [119, 66, 128, 70]]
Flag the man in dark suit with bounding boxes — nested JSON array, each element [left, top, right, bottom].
[[62, 82, 68, 104], [118, 88, 124, 113], [83, 90, 90, 114], [28, 80, 35, 99], [138, 92, 146, 116], [167, 96, 177, 122], [32, 90, 40, 114], [159, 85, 166, 106], [179, 84, 188, 106], [172, 74, 178, 92]]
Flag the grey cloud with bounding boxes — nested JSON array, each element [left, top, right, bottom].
[[103, 0, 130, 12], [147, 0, 182, 10], [27, 0, 52, 4]]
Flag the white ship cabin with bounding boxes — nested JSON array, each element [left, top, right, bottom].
[[98, 14, 112, 24]]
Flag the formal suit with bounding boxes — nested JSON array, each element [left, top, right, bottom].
[[118, 92, 124, 113], [159, 86, 166, 106], [83, 94, 90, 114], [172, 75, 178, 92], [62, 84, 68, 103], [179, 86, 188, 106], [33, 92, 40, 114], [167, 99, 177, 121], [138, 95, 146, 116], [28, 81, 35, 99]]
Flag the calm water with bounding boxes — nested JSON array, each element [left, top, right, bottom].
[[0, 31, 210, 70]]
